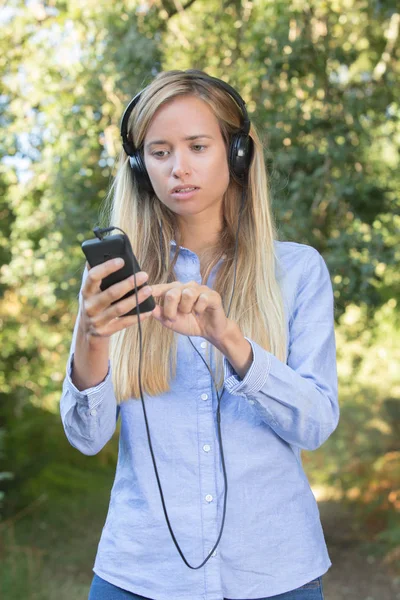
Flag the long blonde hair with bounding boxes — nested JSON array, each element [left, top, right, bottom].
[[102, 70, 287, 402]]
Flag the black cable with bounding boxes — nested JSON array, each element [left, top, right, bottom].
[[183, 186, 246, 565], [95, 185, 246, 569], [134, 265, 220, 569]]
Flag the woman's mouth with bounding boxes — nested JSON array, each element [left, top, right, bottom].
[[170, 186, 200, 200]]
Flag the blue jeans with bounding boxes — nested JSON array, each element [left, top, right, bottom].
[[88, 573, 325, 599]]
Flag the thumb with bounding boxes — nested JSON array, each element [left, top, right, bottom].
[[150, 305, 162, 321]]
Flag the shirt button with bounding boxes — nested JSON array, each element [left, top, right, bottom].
[[211, 550, 217, 557], [205, 494, 213, 503], [90, 409, 97, 416], [248, 400, 255, 406], [203, 444, 211, 452], [201, 393, 208, 401], [200, 341, 207, 349]]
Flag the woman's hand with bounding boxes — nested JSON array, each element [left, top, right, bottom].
[[150, 280, 230, 344], [80, 259, 154, 341]]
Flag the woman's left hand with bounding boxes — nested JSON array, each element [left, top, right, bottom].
[[149, 280, 230, 344]]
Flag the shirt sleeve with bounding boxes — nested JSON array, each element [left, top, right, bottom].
[[223, 247, 339, 451], [59, 266, 118, 456]]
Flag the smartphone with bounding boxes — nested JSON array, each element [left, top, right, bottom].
[[81, 233, 155, 316]]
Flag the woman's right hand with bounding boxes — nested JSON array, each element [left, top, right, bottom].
[[79, 258, 155, 340]]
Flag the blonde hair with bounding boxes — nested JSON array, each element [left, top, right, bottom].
[[102, 70, 287, 402]]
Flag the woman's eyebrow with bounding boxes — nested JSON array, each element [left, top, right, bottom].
[[145, 134, 214, 149]]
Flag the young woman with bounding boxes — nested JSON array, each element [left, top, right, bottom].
[[60, 69, 339, 600]]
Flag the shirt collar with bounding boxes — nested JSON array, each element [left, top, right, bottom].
[[170, 240, 227, 260]]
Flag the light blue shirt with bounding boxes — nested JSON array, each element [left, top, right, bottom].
[[60, 240, 339, 600]]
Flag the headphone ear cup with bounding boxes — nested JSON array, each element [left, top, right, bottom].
[[229, 134, 254, 180], [129, 152, 154, 193]]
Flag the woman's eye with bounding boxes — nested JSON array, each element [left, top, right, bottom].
[[152, 150, 169, 158], [151, 146, 206, 157]]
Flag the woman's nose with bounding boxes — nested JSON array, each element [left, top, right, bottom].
[[171, 152, 191, 178]]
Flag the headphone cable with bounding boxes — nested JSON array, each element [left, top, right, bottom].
[[110, 186, 246, 569]]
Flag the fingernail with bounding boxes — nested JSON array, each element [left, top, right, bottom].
[[115, 258, 124, 267]]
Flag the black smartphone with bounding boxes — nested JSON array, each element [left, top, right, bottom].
[[81, 233, 155, 317]]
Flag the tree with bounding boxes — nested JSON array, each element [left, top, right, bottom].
[[161, 0, 400, 317], [0, 0, 160, 508]]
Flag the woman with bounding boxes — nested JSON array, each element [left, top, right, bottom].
[[60, 69, 339, 600]]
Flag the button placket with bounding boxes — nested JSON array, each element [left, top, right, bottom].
[[172, 247, 223, 598], [194, 347, 220, 590]]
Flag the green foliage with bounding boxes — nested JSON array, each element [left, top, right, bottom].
[[303, 301, 400, 564], [0, 0, 158, 521], [2, 403, 118, 517], [162, 0, 400, 318]]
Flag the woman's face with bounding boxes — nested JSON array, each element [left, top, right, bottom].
[[143, 95, 230, 220]]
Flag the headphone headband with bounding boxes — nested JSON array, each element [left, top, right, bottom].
[[120, 72, 250, 156]]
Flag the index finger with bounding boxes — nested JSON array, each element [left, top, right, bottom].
[[83, 258, 125, 296], [150, 282, 182, 298]]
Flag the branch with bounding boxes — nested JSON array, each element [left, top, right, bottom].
[[162, 0, 198, 19], [311, 155, 332, 215], [231, 0, 245, 65], [372, 12, 399, 81], [163, 0, 193, 48]]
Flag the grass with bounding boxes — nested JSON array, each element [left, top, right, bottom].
[[0, 462, 116, 600]]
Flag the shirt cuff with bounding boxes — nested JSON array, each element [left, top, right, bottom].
[[66, 352, 112, 410], [223, 337, 272, 397]]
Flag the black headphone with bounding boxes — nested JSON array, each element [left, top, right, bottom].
[[120, 71, 254, 192]]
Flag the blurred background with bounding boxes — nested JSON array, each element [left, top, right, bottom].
[[0, 1, 399, 599]]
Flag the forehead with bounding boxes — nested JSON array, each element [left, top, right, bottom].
[[145, 95, 221, 139]]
